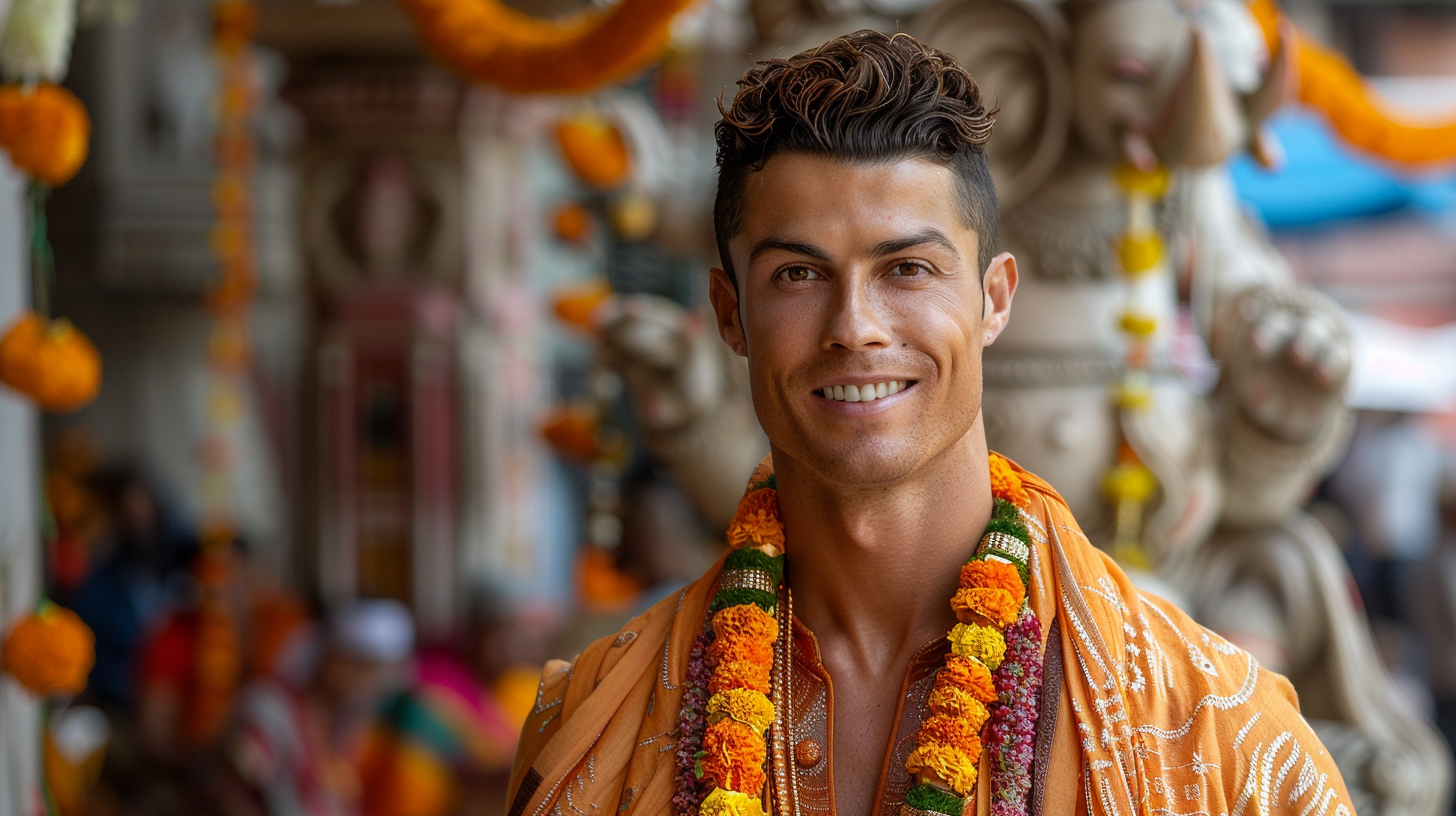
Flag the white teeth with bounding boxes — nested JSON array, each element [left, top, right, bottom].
[[820, 381, 908, 402]]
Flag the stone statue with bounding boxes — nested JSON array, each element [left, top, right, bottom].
[[599, 4, 1452, 814]]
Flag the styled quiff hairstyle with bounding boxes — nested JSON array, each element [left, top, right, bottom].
[[713, 30, 998, 282]]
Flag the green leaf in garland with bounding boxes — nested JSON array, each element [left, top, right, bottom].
[[724, 548, 785, 584], [709, 589, 777, 615], [905, 784, 964, 816]]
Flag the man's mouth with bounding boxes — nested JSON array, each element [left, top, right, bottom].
[[815, 380, 913, 403]]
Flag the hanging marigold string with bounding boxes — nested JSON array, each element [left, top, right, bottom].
[[180, 0, 260, 746], [1250, 0, 1456, 166], [393, 0, 697, 93]]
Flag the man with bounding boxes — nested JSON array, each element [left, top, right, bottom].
[[508, 31, 1352, 816], [227, 599, 415, 816]]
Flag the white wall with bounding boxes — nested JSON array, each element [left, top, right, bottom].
[[0, 156, 42, 816]]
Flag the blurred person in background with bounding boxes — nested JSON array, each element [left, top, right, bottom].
[[1328, 411, 1447, 721], [357, 590, 554, 816], [67, 467, 199, 816], [71, 466, 198, 707], [1411, 449, 1456, 774], [224, 599, 415, 816]]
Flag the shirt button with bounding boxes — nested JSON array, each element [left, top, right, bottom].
[[795, 739, 822, 768]]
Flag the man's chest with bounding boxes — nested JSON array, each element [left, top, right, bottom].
[[769, 619, 1062, 816]]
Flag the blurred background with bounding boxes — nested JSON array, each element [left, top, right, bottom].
[[0, 0, 1454, 814]]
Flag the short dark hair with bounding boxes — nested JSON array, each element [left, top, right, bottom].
[[713, 30, 998, 284]]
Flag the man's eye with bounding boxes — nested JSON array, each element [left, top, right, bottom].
[[781, 266, 818, 282], [891, 262, 928, 277]]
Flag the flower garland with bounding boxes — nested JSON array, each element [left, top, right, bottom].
[[903, 454, 1041, 816], [1100, 163, 1168, 571], [0, 600, 94, 697], [393, 0, 696, 94], [677, 456, 1044, 816], [1249, 0, 1456, 167], [674, 474, 784, 816]]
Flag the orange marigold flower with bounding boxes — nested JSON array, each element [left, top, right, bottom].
[[700, 718, 768, 793], [951, 586, 1020, 628], [937, 655, 997, 704], [960, 559, 1025, 606], [706, 635, 773, 669], [988, 453, 1029, 506], [709, 659, 772, 695], [712, 604, 778, 644], [926, 686, 990, 729], [727, 489, 784, 553], [905, 743, 979, 796], [917, 714, 984, 756]]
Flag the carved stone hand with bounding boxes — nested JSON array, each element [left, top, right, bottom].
[[1220, 287, 1352, 445]]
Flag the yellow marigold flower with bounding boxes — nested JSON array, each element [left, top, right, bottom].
[[951, 586, 1020, 628], [1102, 463, 1156, 504], [707, 688, 775, 734], [727, 488, 784, 554], [947, 622, 1005, 670], [937, 655, 997, 703], [1117, 232, 1164, 275], [712, 603, 778, 644], [905, 742, 979, 796], [700, 788, 767, 816], [987, 453, 1028, 506], [926, 685, 990, 729], [917, 714, 984, 756]]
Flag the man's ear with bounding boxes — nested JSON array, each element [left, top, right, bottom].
[[708, 267, 748, 357], [981, 252, 1018, 347]]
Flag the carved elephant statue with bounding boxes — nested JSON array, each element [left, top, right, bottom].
[[906, 2, 1450, 813]]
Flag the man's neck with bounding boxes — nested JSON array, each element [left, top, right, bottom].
[[771, 416, 995, 672]]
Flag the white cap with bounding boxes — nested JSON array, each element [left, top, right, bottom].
[[328, 599, 415, 663]]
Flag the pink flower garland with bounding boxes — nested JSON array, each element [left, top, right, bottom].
[[987, 609, 1043, 816], [673, 631, 714, 816]]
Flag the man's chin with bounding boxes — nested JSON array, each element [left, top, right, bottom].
[[787, 438, 927, 489]]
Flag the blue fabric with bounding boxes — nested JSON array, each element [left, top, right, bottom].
[[1231, 107, 1456, 228]]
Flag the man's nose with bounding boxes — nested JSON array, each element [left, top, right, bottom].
[[821, 278, 892, 351]]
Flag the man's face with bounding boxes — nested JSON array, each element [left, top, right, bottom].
[[709, 153, 1016, 487]]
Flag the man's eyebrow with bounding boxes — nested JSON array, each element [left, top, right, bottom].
[[871, 229, 962, 260], [748, 238, 832, 263]]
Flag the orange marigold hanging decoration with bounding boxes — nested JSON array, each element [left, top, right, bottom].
[[555, 116, 632, 190], [1249, 0, 1456, 166], [394, 0, 697, 93], [1, 602, 95, 696], [0, 310, 101, 412], [0, 83, 90, 187]]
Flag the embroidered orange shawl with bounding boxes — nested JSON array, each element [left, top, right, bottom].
[[507, 458, 1351, 816]]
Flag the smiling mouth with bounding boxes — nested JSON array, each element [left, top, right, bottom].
[[816, 380, 913, 403]]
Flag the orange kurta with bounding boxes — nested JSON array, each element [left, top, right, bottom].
[[507, 458, 1351, 816]]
